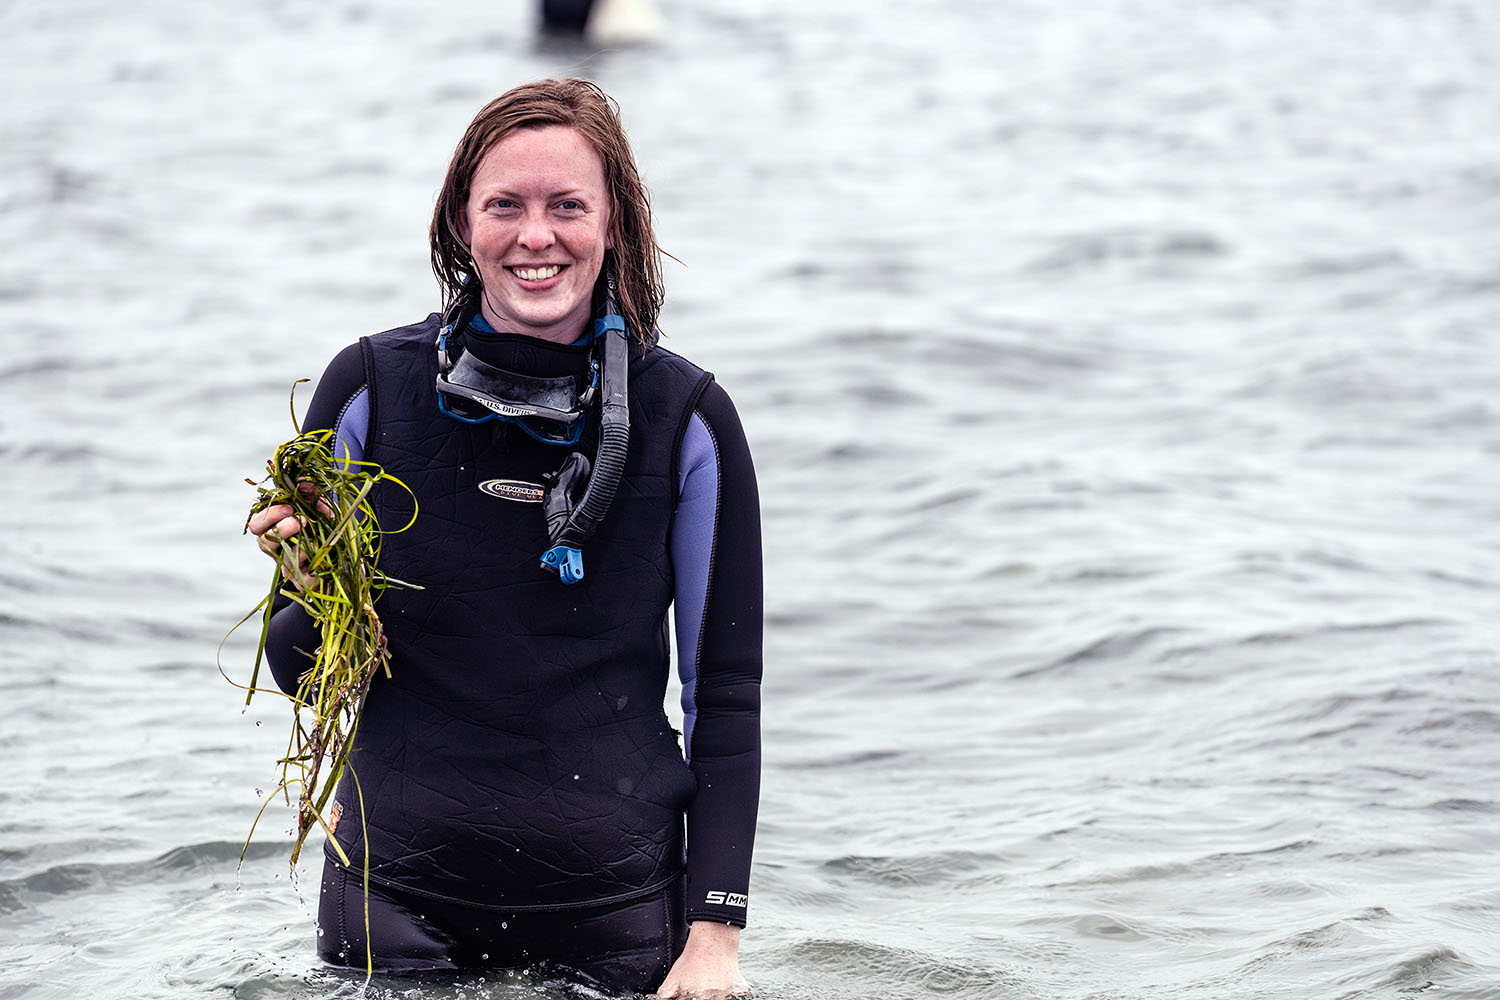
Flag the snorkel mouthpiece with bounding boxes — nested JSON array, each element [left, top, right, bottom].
[[541, 451, 591, 541]]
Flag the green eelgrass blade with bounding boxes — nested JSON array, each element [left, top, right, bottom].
[[246, 561, 282, 706]]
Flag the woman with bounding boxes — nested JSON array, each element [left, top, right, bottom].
[[247, 78, 762, 998]]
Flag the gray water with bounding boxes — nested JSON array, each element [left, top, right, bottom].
[[3, 1, 1499, 997]]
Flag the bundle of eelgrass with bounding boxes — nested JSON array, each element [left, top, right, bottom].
[[226, 383, 417, 874]]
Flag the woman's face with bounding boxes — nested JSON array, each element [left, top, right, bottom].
[[459, 126, 612, 344]]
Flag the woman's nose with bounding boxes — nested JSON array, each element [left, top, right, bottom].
[[517, 212, 555, 251]]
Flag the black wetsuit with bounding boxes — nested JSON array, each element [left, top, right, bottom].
[[263, 315, 762, 991]]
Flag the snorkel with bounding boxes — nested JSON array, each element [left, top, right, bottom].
[[539, 268, 630, 584]]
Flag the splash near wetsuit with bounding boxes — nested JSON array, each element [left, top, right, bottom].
[[264, 314, 762, 991]]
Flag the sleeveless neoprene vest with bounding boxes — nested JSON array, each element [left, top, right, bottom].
[[326, 313, 715, 908]]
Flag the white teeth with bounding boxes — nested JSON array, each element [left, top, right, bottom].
[[512, 265, 561, 281]]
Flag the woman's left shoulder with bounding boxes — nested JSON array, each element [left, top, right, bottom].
[[631, 342, 716, 404], [635, 341, 709, 378]]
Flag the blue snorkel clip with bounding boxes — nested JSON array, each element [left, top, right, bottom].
[[540, 545, 586, 584]]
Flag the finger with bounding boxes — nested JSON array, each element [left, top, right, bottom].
[[295, 480, 337, 520], [247, 504, 295, 536], [278, 544, 299, 580], [257, 513, 310, 553], [278, 541, 320, 592], [278, 513, 309, 538]]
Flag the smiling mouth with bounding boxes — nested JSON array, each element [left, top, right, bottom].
[[508, 265, 564, 281]]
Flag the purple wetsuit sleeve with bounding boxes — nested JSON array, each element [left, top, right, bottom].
[[671, 381, 763, 927], [264, 342, 369, 695], [672, 414, 716, 758]]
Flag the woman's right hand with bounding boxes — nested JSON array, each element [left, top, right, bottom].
[[247, 488, 332, 591]]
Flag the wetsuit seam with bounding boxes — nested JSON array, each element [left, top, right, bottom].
[[358, 336, 378, 462], [661, 883, 674, 971], [667, 372, 715, 530], [337, 865, 349, 957], [331, 385, 368, 461]]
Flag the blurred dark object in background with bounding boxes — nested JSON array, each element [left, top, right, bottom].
[[540, 0, 595, 34]]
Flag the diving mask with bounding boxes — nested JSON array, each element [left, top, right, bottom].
[[433, 294, 599, 446], [435, 340, 597, 446]]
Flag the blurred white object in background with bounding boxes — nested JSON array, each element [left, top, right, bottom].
[[585, 0, 663, 46]]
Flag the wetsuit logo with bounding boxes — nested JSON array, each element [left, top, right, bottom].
[[704, 891, 748, 907], [478, 479, 545, 503]]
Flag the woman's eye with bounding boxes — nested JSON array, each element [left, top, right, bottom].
[[487, 198, 516, 211], [558, 200, 583, 212]]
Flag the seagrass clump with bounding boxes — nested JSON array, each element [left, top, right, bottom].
[[226, 382, 417, 871]]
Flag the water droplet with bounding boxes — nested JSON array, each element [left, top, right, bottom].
[[481, 953, 489, 961], [501, 921, 508, 930], [255, 720, 262, 727], [255, 788, 263, 797], [573, 774, 579, 780]]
